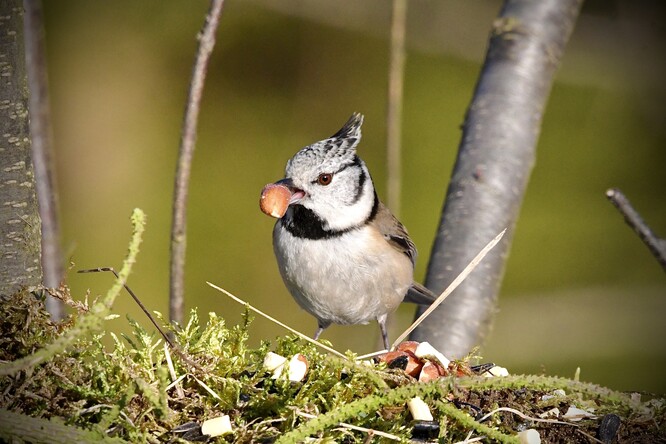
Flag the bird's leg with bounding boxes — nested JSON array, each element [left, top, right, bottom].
[[313, 323, 327, 341], [377, 315, 390, 350]]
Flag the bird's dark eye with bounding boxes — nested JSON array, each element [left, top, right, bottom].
[[317, 173, 333, 186]]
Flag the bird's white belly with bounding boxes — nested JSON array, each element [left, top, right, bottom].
[[273, 224, 412, 326]]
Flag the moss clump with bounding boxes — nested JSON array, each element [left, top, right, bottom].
[[1, 288, 665, 443], [0, 210, 663, 442]]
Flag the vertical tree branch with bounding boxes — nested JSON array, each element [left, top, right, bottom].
[[412, 0, 583, 357], [170, 0, 225, 325], [386, 0, 407, 217], [23, 0, 64, 319], [0, 0, 43, 296]]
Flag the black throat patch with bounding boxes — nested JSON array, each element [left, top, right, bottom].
[[282, 192, 379, 240]]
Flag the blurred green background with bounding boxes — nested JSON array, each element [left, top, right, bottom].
[[42, 1, 665, 393]]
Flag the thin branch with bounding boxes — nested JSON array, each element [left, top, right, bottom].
[[386, 0, 407, 216], [23, 0, 64, 319], [606, 188, 666, 272], [79, 266, 206, 373], [78, 267, 174, 348], [170, 0, 225, 324]]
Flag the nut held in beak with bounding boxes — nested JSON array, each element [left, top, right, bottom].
[[260, 183, 291, 218]]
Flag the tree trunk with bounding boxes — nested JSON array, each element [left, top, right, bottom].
[[411, 0, 583, 357], [0, 0, 43, 296]]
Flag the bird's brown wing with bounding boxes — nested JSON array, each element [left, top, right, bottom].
[[371, 201, 417, 267], [370, 201, 438, 305]]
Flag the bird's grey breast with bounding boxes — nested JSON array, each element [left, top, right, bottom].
[[273, 219, 412, 326]]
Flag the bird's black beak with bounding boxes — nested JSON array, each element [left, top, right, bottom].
[[275, 178, 294, 188], [275, 178, 305, 205]]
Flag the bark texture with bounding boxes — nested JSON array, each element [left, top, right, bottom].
[[411, 0, 583, 357], [0, 1, 43, 296]]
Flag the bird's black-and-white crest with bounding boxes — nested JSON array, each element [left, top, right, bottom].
[[285, 113, 364, 176], [330, 112, 363, 140], [280, 112, 375, 235]]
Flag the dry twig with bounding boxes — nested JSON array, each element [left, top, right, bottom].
[[386, 0, 407, 216], [170, 0, 226, 324], [606, 188, 666, 272]]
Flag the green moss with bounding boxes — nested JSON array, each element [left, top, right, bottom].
[[2, 291, 664, 443], [0, 209, 663, 443]]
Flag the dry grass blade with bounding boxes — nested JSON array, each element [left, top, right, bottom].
[[166, 374, 188, 392], [454, 432, 484, 444], [356, 350, 389, 361], [392, 229, 506, 347], [478, 406, 577, 427], [193, 374, 222, 400], [163, 343, 184, 399], [295, 410, 401, 441], [206, 282, 348, 359]]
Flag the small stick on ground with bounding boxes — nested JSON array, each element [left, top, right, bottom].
[[606, 188, 666, 272], [79, 267, 174, 348], [78, 267, 204, 373]]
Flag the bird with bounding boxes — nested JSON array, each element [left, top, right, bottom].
[[262, 113, 437, 350]]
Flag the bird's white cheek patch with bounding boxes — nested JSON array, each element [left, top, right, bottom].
[[317, 181, 375, 231]]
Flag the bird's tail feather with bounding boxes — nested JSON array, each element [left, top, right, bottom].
[[404, 281, 438, 305]]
